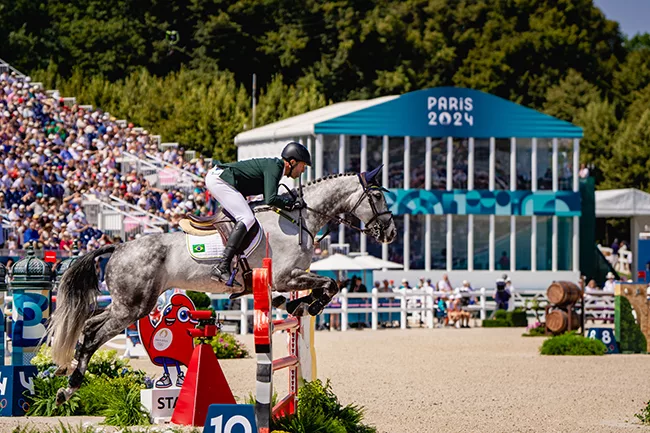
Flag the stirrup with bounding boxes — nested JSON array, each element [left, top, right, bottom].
[[226, 268, 242, 287]]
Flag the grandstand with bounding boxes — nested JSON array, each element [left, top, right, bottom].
[[0, 58, 211, 257]]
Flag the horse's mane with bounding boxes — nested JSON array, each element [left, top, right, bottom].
[[249, 172, 358, 209], [304, 172, 357, 188]]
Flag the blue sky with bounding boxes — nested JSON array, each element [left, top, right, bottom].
[[594, 0, 650, 37]]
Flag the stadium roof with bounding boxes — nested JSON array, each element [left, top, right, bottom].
[[235, 87, 583, 145]]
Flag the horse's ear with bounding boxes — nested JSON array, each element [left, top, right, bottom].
[[365, 165, 383, 185]]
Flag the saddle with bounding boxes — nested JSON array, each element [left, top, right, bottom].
[[180, 209, 261, 292]]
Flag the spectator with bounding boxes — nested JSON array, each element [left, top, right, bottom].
[[499, 251, 509, 270], [494, 274, 511, 311], [437, 274, 452, 293], [603, 272, 616, 293], [579, 163, 590, 179]]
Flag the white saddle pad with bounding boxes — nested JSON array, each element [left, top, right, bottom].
[[186, 229, 264, 261]]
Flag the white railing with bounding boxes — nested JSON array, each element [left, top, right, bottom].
[[208, 288, 617, 335]]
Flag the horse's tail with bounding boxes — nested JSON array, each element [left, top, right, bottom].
[[48, 244, 116, 367]]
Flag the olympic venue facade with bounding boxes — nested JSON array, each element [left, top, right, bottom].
[[234, 87, 584, 290]]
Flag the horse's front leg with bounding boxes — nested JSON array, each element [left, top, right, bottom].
[[277, 269, 338, 317]]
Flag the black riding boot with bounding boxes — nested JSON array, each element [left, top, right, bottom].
[[211, 221, 248, 284]]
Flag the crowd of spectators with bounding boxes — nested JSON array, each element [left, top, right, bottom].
[[0, 71, 214, 252]]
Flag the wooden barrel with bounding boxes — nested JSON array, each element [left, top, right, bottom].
[[547, 281, 582, 306], [546, 310, 580, 334]]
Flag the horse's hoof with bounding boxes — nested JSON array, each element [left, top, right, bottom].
[[272, 295, 287, 309], [56, 388, 68, 406], [307, 300, 325, 316], [288, 302, 309, 317]]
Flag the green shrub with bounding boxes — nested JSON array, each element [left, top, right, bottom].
[[616, 296, 647, 353], [522, 322, 546, 337], [100, 377, 151, 427], [482, 319, 510, 327], [635, 400, 650, 425], [272, 379, 376, 433], [508, 308, 528, 327], [494, 310, 508, 320], [208, 331, 249, 359], [186, 290, 212, 310], [540, 332, 607, 355], [27, 373, 82, 417]]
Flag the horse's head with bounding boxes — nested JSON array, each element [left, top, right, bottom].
[[351, 165, 396, 244]]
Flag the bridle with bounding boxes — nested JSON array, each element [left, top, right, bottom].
[[297, 172, 393, 240]]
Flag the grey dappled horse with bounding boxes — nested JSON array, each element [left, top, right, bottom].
[[48, 168, 396, 404]]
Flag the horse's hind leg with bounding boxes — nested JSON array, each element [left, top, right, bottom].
[[56, 305, 139, 404]]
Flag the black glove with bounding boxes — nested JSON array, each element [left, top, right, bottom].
[[290, 197, 306, 211]]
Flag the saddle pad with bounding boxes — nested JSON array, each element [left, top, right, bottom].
[[186, 228, 264, 261]]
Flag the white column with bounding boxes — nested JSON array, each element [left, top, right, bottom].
[[489, 137, 495, 191], [552, 216, 558, 271], [573, 138, 580, 192], [573, 216, 580, 272], [489, 137, 495, 272], [404, 215, 410, 271], [467, 137, 474, 190], [338, 135, 345, 244], [447, 214, 453, 271], [468, 215, 474, 271], [510, 137, 517, 191], [510, 216, 516, 271], [360, 135, 368, 253], [307, 136, 314, 181], [531, 138, 537, 192], [447, 137, 453, 190], [425, 137, 432, 190], [315, 134, 323, 179], [404, 137, 410, 189], [531, 216, 537, 271], [425, 215, 431, 271], [425, 138, 432, 271], [552, 138, 558, 192], [382, 136, 389, 262], [489, 215, 495, 271]]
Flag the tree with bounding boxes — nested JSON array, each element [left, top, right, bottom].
[[602, 110, 650, 190], [543, 70, 601, 122], [574, 100, 619, 186]]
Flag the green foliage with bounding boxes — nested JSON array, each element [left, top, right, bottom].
[[616, 296, 648, 353], [11, 424, 202, 433], [482, 319, 510, 328], [272, 379, 376, 433], [100, 377, 151, 427], [186, 290, 212, 310], [540, 332, 606, 356], [508, 308, 528, 327], [27, 373, 82, 417], [31, 345, 56, 372], [522, 322, 547, 337], [209, 331, 249, 359], [635, 400, 650, 425], [484, 309, 527, 327]]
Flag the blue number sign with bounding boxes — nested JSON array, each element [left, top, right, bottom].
[[203, 404, 257, 433], [587, 328, 619, 354]]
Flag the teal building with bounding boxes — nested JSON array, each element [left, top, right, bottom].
[[235, 87, 583, 290]]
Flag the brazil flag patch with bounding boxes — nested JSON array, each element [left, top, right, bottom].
[[192, 244, 205, 253]]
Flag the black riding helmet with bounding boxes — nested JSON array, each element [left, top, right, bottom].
[[281, 142, 312, 166]]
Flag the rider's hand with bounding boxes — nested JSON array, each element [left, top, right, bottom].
[[290, 197, 306, 211]]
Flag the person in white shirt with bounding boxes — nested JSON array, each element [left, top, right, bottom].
[[603, 272, 616, 293], [437, 274, 453, 293]]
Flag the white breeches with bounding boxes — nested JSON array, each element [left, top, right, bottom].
[[205, 168, 256, 230]]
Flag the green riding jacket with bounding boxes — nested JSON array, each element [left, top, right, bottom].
[[217, 158, 293, 209]]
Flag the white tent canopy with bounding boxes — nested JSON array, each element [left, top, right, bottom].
[[310, 254, 375, 271], [353, 255, 404, 270], [595, 188, 650, 217]]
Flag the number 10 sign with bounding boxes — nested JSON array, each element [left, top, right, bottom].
[[203, 405, 257, 433]]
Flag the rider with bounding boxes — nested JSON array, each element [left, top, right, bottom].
[[205, 141, 311, 283]]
